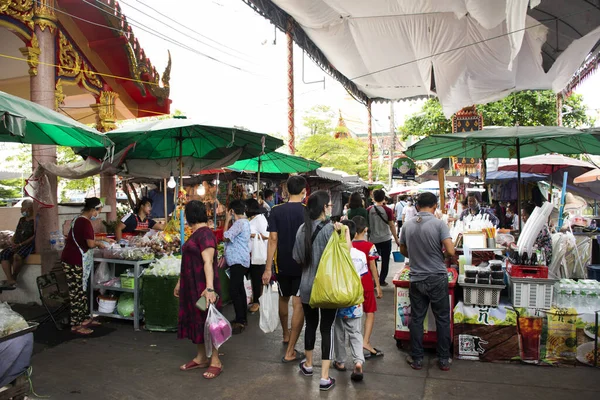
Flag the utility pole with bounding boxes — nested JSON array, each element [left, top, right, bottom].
[[389, 101, 395, 187]]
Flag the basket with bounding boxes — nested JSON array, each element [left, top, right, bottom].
[[509, 276, 557, 309], [120, 275, 135, 289], [507, 264, 548, 279], [392, 251, 405, 262], [141, 275, 180, 331], [462, 283, 504, 306]]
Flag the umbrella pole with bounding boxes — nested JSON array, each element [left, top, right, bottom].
[[215, 172, 220, 229], [517, 138, 522, 231], [163, 178, 168, 221], [257, 156, 261, 196], [549, 166, 554, 202], [179, 138, 185, 244]]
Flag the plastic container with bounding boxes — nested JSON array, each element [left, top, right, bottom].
[[120, 274, 136, 289], [97, 295, 118, 313], [509, 276, 557, 309], [507, 264, 549, 279], [489, 260, 503, 272], [392, 251, 405, 263], [587, 265, 600, 281], [465, 266, 478, 278]]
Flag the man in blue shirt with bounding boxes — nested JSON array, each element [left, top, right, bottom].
[[224, 200, 251, 334]]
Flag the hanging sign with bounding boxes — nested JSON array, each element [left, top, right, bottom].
[[392, 157, 416, 180]]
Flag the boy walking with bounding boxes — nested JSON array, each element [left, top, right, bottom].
[[351, 216, 384, 358], [333, 220, 366, 381]]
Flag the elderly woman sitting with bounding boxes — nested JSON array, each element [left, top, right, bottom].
[[1, 200, 35, 287]]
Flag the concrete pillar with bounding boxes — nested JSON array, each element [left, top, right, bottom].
[[31, 2, 59, 273], [92, 91, 119, 222]]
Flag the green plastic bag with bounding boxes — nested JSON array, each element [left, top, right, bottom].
[[309, 226, 364, 309]]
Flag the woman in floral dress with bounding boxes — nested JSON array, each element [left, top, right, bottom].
[[175, 200, 223, 379]]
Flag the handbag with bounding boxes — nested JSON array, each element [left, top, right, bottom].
[[251, 234, 267, 265], [70, 217, 94, 291]]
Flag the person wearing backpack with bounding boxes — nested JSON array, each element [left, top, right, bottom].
[[367, 190, 400, 287]]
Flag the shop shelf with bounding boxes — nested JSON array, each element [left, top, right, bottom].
[[509, 276, 557, 309]]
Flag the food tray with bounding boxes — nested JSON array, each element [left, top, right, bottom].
[[508, 276, 557, 309], [0, 321, 38, 344], [461, 283, 505, 306]]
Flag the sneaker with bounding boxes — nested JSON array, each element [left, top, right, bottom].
[[406, 355, 423, 370], [319, 377, 336, 391], [299, 360, 313, 376], [438, 358, 451, 371]]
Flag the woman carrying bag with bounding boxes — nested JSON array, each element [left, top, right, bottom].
[[61, 197, 108, 336], [292, 191, 352, 391], [245, 199, 269, 313]]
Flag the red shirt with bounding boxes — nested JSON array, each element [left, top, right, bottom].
[[352, 240, 379, 262], [61, 217, 94, 266]]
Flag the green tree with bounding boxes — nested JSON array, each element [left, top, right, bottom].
[[400, 91, 593, 138], [302, 105, 335, 136], [297, 133, 388, 181]]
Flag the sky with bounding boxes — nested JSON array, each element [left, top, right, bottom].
[[112, 0, 600, 139]]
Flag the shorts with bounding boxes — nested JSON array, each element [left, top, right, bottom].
[[277, 274, 301, 297], [361, 272, 377, 313]]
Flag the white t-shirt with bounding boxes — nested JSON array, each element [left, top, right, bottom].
[[402, 205, 418, 221], [394, 201, 405, 221], [350, 247, 369, 276], [249, 214, 269, 238]]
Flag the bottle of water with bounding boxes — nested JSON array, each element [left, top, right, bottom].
[[56, 234, 65, 251], [49, 231, 58, 250]]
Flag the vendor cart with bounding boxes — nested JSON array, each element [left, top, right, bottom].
[[393, 267, 458, 349]]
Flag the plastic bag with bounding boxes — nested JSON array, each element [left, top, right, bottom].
[[244, 276, 253, 304], [251, 235, 267, 265], [94, 262, 110, 285], [0, 302, 28, 338], [204, 303, 232, 357], [309, 226, 364, 309], [259, 283, 280, 333]]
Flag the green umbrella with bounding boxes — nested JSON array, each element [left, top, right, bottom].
[[404, 126, 600, 229], [228, 152, 321, 174], [0, 90, 111, 148]]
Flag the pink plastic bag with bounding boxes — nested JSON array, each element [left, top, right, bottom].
[[204, 303, 232, 357]]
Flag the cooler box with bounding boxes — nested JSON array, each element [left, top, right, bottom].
[[393, 267, 458, 348], [141, 275, 179, 332]]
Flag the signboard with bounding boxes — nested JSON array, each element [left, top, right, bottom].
[[392, 157, 416, 180]]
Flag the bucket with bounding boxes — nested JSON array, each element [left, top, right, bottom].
[[587, 265, 600, 281], [392, 251, 405, 263], [97, 295, 118, 314]]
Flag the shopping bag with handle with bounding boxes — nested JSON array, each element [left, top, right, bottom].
[[259, 282, 280, 333], [309, 226, 364, 309], [204, 303, 232, 357]]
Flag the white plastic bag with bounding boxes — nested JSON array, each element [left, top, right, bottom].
[[204, 303, 232, 357], [259, 283, 280, 333], [244, 276, 253, 305], [94, 262, 110, 285], [251, 235, 267, 265]]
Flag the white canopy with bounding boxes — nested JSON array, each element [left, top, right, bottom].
[[256, 0, 600, 116]]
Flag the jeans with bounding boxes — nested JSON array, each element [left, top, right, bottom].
[[229, 264, 248, 324], [248, 264, 265, 304], [374, 240, 392, 285], [409, 274, 451, 360], [302, 304, 337, 361]]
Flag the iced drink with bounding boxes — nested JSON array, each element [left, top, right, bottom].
[[518, 316, 543, 361]]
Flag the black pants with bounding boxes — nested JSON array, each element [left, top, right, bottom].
[[374, 239, 392, 285], [229, 264, 247, 324], [248, 264, 265, 304], [396, 220, 403, 237], [302, 304, 337, 361], [409, 275, 451, 360]]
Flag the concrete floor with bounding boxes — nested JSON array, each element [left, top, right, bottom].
[[27, 262, 600, 399]]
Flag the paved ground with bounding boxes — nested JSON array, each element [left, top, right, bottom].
[[24, 261, 600, 399]]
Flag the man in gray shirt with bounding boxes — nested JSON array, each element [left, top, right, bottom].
[[399, 192, 455, 372]]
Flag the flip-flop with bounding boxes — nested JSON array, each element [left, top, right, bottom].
[[364, 348, 384, 358], [180, 360, 210, 371], [333, 361, 347, 372], [351, 371, 364, 382], [281, 350, 304, 363], [71, 327, 93, 336], [83, 320, 102, 327], [203, 365, 223, 379]]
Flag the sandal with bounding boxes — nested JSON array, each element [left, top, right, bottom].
[[203, 365, 223, 379], [351, 364, 364, 382], [83, 319, 102, 327], [364, 347, 384, 358], [333, 361, 347, 372], [71, 326, 93, 336], [180, 359, 210, 371], [281, 350, 304, 363]]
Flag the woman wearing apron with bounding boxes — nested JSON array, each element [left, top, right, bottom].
[[115, 197, 165, 241], [61, 197, 108, 335]]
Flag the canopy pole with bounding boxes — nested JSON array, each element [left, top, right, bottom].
[[367, 100, 373, 183], [163, 178, 168, 222], [558, 171, 569, 231], [257, 156, 261, 195], [286, 19, 295, 154], [549, 165, 554, 203], [517, 138, 522, 231], [179, 138, 185, 244], [438, 168, 446, 214], [214, 172, 220, 229]]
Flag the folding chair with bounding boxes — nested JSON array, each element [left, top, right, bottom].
[[36, 272, 69, 330]]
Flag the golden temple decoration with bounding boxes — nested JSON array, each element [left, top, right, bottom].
[[57, 30, 103, 95], [33, 0, 56, 32], [54, 80, 65, 110], [0, 0, 34, 29], [92, 91, 118, 132], [18, 31, 40, 76]]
